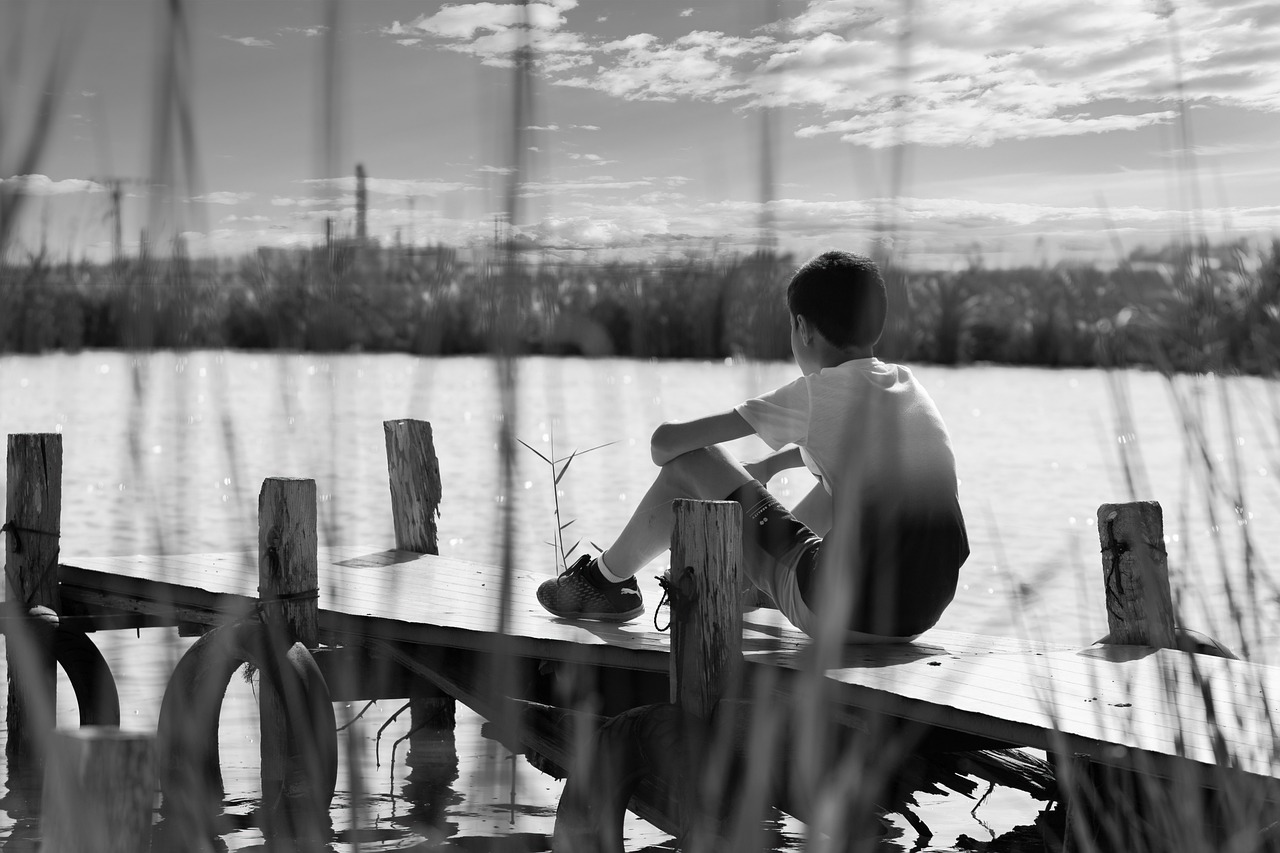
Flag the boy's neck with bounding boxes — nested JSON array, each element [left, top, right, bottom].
[[812, 343, 874, 370]]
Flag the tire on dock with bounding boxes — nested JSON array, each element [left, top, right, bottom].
[[155, 619, 337, 835], [5, 606, 122, 727], [54, 622, 121, 726], [554, 703, 696, 853]]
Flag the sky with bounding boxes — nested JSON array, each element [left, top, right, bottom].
[[2, 0, 1279, 268]]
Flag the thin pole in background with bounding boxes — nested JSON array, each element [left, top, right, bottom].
[[757, 0, 778, 255], [881, 0, 914, 269], [1155, 0, 1204, 257], [495, 0, 535, 639], [147, 0, 203, 250]]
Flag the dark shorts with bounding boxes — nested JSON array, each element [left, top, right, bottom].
[[725, 480, 968, 639]]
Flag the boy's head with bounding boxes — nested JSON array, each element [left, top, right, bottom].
[[786, 250, 886, 350]]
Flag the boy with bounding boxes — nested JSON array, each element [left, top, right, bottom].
[[537, 251, 968, 641]]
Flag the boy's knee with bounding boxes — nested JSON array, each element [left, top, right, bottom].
[[662, 446, 749, 495]]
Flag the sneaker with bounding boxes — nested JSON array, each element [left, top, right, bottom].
[[537, 555, 644, 621]]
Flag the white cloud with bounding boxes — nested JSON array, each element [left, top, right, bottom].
[[400, 1, 576, 40], [529, 124, 561, 131], [221, 214, 270, 224], [559, 31, 771, 103], [397, 39, 422, 47], [0, 175, 102, 195], [566, 152, 616, 165], [301, 176, 474, 196], [221, 35, 275, 48], [281, 26, 326, 37], [522, 176, 653, 195], [680, 8, 694, 17], [271, 196, 331, 208], [193, 191, 254, 205], [573, 124, 601, 131], [383, 0, 1280, 149]]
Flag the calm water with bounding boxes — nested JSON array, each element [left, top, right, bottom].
[[1, 352, 1278, 850]]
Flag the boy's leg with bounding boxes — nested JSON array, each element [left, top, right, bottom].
[[791, 483, 833, 538], [601, 445, 753, 577], [536, 446, 751, 621]]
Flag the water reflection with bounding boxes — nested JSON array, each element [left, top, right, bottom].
[[394, 712, 462, 842], [0, 764, 42, 853]]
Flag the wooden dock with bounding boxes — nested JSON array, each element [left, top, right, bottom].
[[9, 424, 1280, 850], [57, 546, 1280, 785]]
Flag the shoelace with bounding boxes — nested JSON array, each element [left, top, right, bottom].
[[654, 574, 673, 632], [559, 554, 592, 579]]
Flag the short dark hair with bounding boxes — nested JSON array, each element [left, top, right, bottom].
[[786, 250, 887, 349]]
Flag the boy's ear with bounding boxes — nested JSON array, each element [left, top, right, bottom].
[[795, 314, 815, 345]]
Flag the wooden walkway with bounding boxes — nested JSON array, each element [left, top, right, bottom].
[[58, 547, 1280, 787]]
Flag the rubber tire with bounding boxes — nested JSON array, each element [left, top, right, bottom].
[[554, 703, 694, 853], [54, 626, 121, 726], [156, 621, 337, 824]]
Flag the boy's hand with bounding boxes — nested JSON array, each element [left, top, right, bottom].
[[744, 459, 771, 484]]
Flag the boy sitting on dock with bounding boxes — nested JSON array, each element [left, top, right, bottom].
[[537, 250, 969, 641]]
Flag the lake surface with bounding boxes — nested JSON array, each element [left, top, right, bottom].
[[2, 352, 1278, 850]]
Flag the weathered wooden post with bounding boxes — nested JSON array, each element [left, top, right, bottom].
[[383, 419, 454, 725], [258, 477, 323, 848], [384, 419, 441, 556], [1097, 501, 1177, 648], [41, 727, 156, 853], [670, 499, 743, 851], [668, 499, 743, 720], [1062, 501, 1179, 851], [4, 433, 63, 766]]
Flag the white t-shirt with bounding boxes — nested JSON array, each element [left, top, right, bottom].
[[735, 358, 958, 509]]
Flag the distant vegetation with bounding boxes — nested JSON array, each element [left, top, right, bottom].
[[1, 240, 1277, 374]]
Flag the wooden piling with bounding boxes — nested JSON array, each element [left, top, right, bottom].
[[1097, 501, 1177, 649], [384, 419, 442, 555], [383, 419, 454, 725], [257, 477, 324, 847], [668, 499, 743, 721], [5, 433, 63, 763], [41, 727, 155, 853], [258, 477, 319, 648]]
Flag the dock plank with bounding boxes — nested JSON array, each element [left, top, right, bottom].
[[58, 548, 1280, 783]]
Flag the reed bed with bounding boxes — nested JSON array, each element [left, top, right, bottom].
[[2, 240, 1278, 375]]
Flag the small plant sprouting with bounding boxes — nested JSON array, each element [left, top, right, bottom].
[[517, 432, 615, 575]]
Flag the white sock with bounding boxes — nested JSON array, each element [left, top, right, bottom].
[[596, 553, 629, 584]]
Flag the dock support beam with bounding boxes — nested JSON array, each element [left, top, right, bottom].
[[1063, 501, 1180, 852], [384, 419, 454, 726], [258, 477, 328, 848], [553, 499, 744, 852], [668, 499, 743, 720], [41, 727, 156, 853], [4, 433, 63, 768], [669, 499, 744, 851]]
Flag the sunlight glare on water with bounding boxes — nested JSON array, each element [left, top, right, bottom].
[[1, 352, 1278, 851]]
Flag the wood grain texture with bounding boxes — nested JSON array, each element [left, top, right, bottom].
[[1098, 502, 1176, 648], [383, 419, 441, 555], [41, 727, 155, 853], [5, 433, 62, 763], [5, 432, 62, 610], [258, 478, 318, 647], [669, 500, 743, 719]]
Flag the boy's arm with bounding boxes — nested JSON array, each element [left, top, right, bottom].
[[745, 446, 805, 484], [650, 410, 754, 466]]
